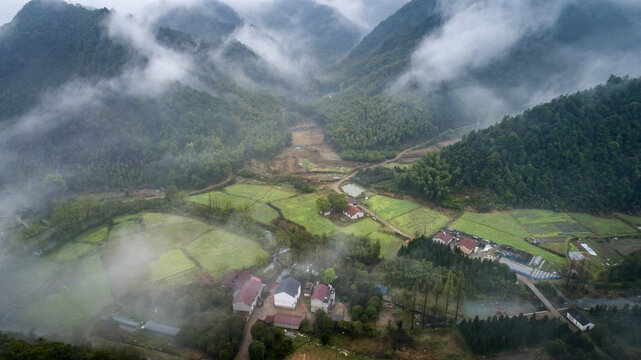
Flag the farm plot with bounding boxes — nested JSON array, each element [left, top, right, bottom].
[[186, 228, 269, 279], [570, 213, 638, 235], [150, 249, 197, 282], [616, 213, 641, 227], [76, 226, 108, 244], [451, 215, 565, 266], [608, 237, 641, 255], [368, 231, 406, 259], [540, 242, 567, 257], [188, 191, 254, 209], [462, 212, 529, 238], [511, 209, 588, 236], [338, 218, 382, 237], [108, 220, 142, 239], [273, 194, 337, 235], [49, 242, 94, 263], [250, 202, 280, 224], [363, 195, 419, 220], [70, 254, 114, 315], [17, 293, 91, 332], [389, 207, 452, 237], [141, 212, 195, 228], [225, 184, 296, 202]]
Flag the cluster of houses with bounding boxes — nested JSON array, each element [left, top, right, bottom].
[[432, 231, 478, 255], [225, 268, 335, 331]]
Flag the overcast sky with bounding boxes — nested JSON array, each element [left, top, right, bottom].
[[0, 0, 409, 29]]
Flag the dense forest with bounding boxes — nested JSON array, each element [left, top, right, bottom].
[[399, 76, 641, 212]]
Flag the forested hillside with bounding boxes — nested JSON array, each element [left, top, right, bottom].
[[398, 76, 641, 212], [0, 0, 130, 121]]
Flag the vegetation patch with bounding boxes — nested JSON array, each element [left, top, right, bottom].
[[108, 220, 142, 239], [17, 293, 90, 332], [608, 237, 641, 255], [616, 213, 641, 227], [368, 230, 406, 259], [337, 217, 381, 237], [250, 202, 280, 224], [75, 226, 108, 244], [49, 242, 94, 263], [570, 213, 638, 235], [363, 195, 419, 220], [225, 184, 295, 202], [389, 207, 451, 237], [451, 215, 565, 266], [141, 212, 194, 228], [273, 194, 337, 235], [70, 254, 114, 315], [186, 228, 269, 278], [188, 191, 254, 209], [150, 249, 197, 282]]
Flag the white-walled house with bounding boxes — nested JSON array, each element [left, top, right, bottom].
[[232, 276, 262, 318], [274, 277, 301, 309], [343, 205, 364, 220], [311, 284, 335, 313], [566, 309, 595, 331]]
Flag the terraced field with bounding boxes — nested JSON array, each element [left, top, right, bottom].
[[273, 194, 337, 235], [569, 213, 638, 235], [49, 242, 94, 263], [363, 195, 419, 220], [150, 249, 197, 282], [250, 202, 280, 224], [188, 191, 254, 209], [337, 218, 382, 237], [389, 207, 451, 237], [75, 226, 109, 244], [186, 228, 269, 278], [225, 184, 295, 202]]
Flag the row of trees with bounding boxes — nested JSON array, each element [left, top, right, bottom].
[[399, 75, 641, 212]]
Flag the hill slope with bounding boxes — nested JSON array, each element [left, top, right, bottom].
[[398, 75, 641, 212]]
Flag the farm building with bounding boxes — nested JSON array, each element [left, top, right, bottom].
[[343, 205, 364, 220], [311, 284, 335, 312], [566, 309, 595, 331], [222, 269, 251, 290], [433, 232, 454, 245], [456, 238, 477, 255], [273, 313, 302, 330], [274, 277, 301, 309], [111, 315, 140, 329], [142, 321, 180, 337], [233, 276, 262, 318]]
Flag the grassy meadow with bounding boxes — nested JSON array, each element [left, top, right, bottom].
[[273, 193, 337, 235], [389, 207, 451, 237]]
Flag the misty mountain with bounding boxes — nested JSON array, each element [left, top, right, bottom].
[[252, 0, 363, 67], [156, 0, 242, 43], [0, 0, 130, 121], [399, 75, 641, 212]]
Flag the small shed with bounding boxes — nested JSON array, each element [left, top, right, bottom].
[[273, 313, 302, 330]]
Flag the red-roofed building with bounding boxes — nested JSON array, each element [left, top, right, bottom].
[[222, 269, 251, 290], [273, 313, 302, 330], [232, 276, 262, 318], [311, 284, 335, 312], [343, 205, 364, 220], [433, 232, 454, 245], [456, 238, 477, 255]]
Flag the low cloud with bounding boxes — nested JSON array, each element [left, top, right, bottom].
[[316, 0, 409, 31]]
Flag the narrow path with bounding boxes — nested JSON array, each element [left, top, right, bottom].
[[517, 274, 577, 332], [189, 172, 234, 196], [359, 206, 412, 240]]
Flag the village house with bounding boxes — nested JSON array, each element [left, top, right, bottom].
[[456, 238, 477, 255], [232, 276, 262, 318], [566, 308, 595, 331], [343, 205, 365, 220], [273, 313, 302, 330], [433, 232, 454, 246], [310, 284, 335, 313], [274, 277, 301, 309]]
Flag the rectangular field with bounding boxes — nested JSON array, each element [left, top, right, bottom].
[[188, 191, 254, 209], [569, 213, 638, 235], [224, 184, 295, 202], [76, 226, 108, 244], [389, 207, 451, 237], [616, 213, 641, 227], [608, 237, 641, 255], [17, 293, 91, 332], [141, 212, 195, 228], [150, 249, 197, 282], [273, 194, 337, 235], [451, 216, 565, 266], [461, 212, 529, 238], [337, 218, 382, 237], [49, 242, 94, 263], [511, 209, 574, 224], [369, 231, 406, 259], [363, 195, 419, 220], [186, 228, 269, 279]]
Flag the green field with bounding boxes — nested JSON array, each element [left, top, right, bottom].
[[273, 194, 337, 235], [512, 209, 575, 224], [188, 191, 254, 209], [338, 218, 382, 237], [75, 226, 108, 244], [616, 213, 641, 227], [510, 209, 590, 236], [250, 202, 280, 224], [17, 293, 91, 332], [71, 254, 114, 315], [49, 242, 94, 263], [363, 195, 420, 220], [389, 207, 451, 237], [225, 184, 295, 202], [451, 215, 565, 266], [368, 230, 406, 259], [570, 213, 638, 235], [108, 220, 142, 239], [150, 249, 197, 282], [186, 228, 269, 278], [141, 212, 195, 228], [462, 212, 529, 238]]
